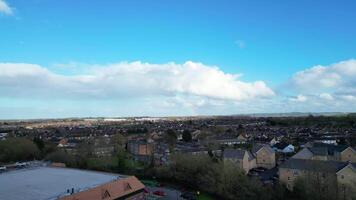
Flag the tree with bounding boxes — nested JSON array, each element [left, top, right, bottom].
[[45, 150, 75, 166], [0, 138, 40, 163], [116, 149, 127, 172], [112, 133, 126, 154], [33, 137, 45, 152], [182, 130, 192, 142], [165, 129, 177, 146], [292, 174, 339, 200], [158, 154, 272, 200]]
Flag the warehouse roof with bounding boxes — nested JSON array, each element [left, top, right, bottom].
[[0, 167, 123, 200]]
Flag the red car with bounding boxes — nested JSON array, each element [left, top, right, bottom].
[[153, 190, 166, 196]]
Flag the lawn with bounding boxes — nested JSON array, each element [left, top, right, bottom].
[[197, 193, 215, 200]]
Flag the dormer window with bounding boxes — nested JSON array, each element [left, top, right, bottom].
[[124, 182, 132, 191]]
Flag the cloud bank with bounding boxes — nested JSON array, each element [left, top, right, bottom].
[[0, 61, 275, 101], [1, 59, 356, 118]]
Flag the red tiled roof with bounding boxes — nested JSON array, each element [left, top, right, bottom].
[[60, 176, 145, 200]]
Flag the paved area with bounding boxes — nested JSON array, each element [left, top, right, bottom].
[[146, 186, 183, 200]]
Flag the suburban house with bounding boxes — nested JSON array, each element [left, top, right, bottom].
[[237, 134, 248, 144], [223, 149, 256, 173], [279, 158, 356, 199], [269, 137, 278, 146], [273, 142, 295, 153], [216, 134, 248, 146], [252, 144, 276, 169], [92, 146, 115, 157], [58, 138, 70, 147], [292, 144, 356, 163], [127, 139, 154, 163], [153, 142, 170, 166]]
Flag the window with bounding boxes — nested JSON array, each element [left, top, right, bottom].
[[341, 175, 344, 179], [288, 177, 291, 181], [293, 171, 299, 176], [124, 183, 132, 191], [102, 190, 111, 199]]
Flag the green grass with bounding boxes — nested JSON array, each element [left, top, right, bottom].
[[197, 193, 215, 200], [141, 179, 159, 187]]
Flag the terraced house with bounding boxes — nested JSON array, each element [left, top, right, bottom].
[[279, 159, 356, 199], [223, 144, 276, 173], [223, 149, 256, 173], [292, 143, 356, 162]]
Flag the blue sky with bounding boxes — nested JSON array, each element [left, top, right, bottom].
[[1, 0, 356, 119]]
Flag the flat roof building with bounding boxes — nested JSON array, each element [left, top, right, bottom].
[[0, 167, 145, 200]]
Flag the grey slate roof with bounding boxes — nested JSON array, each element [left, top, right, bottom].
[[246, 151, 255, 161], [309, 147, 328, 156], [308, 144, 352, 156], [252, 144, 274, 154], [313, 143, 349, 153], [223, 149, 246, 159], [279, 158, 354, 173]]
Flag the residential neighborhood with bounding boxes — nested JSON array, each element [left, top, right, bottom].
[[1, 115, 355, 199]]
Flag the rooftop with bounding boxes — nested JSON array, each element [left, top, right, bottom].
[[0, 167, 123, 200], [279, 159, 355, 173], [252, 144, 275, 154]]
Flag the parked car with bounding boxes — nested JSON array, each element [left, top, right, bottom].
[[0, 166, 6, 173], [153, 190, 165, 197], [144, 188, 150, 194], [248, 171, 259, 176], [181, 192, 197, 200], [15, 162, 28, 169], [253, 167, 266, 172]]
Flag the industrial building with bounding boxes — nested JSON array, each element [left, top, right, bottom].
[[0, 166, 145, 200]]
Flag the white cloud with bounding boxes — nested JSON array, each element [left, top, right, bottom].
[[0, 0, 13, 15], [291, 59, 356, 92], [290, 59, 356, 103], [289, 94, 308, 102], [3, 59, 356, 118], [0, 61, 275, 101]]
